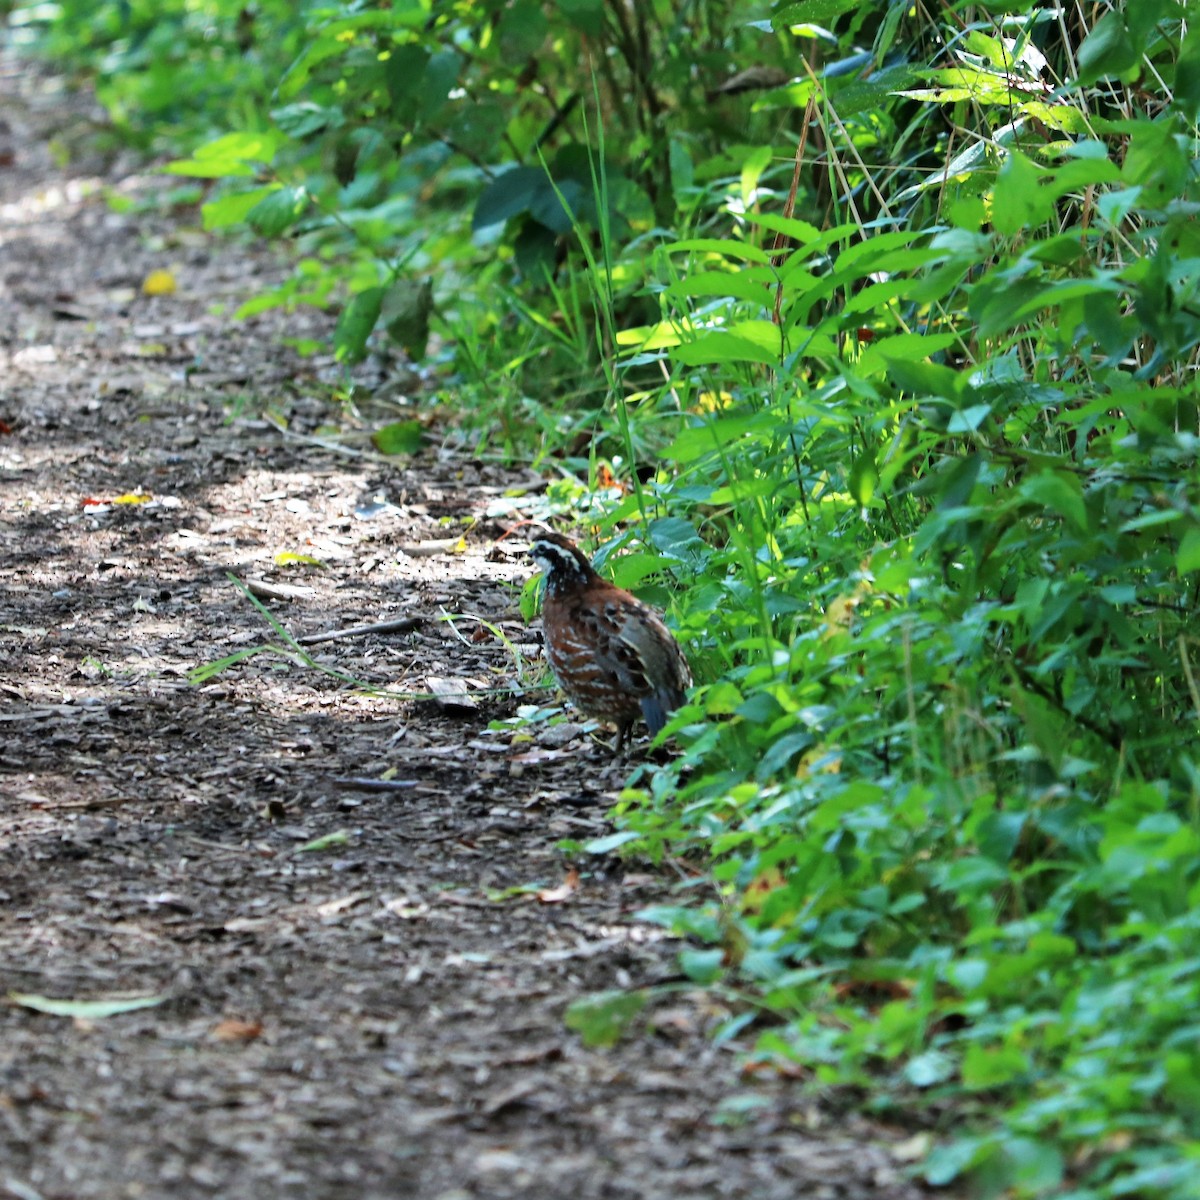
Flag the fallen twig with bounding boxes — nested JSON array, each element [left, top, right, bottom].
[[297, 616, 423, 645], [332, 777, 423, 793]]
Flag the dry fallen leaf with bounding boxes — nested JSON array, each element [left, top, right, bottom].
[[212, 1018, 264, 1042], [537, 868, 580, 904]]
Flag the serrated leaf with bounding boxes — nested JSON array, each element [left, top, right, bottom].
[[563, 988, 648, 1047], [372, 420, 425, 456], [10, 992, 167, 1019]]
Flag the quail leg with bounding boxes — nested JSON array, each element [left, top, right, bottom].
[[612, 719, 633, 756]]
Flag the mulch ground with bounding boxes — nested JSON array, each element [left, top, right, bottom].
[[0, 50, 938, 1200]]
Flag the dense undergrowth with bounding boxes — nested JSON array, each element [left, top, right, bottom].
[[10, 0, 1200, 1194]]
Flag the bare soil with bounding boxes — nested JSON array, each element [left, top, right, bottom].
[[0, 54, 937, 1200]]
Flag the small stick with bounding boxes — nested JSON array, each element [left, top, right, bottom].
[[297, 616, 423, 645], [332, 777, 423, 793], [245, 578, 314, 602]]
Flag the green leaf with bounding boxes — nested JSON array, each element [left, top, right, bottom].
[[679, 948, 725, 983], [1077, 11, 1139, 84], [1017, 471, 1089, 534], [771, 0, 861, 25], [381, 278, 433, 360], [1176, 528, 1200, 574], [848, 453, 878, 506], [372, 420, 425, 456], [924, 1138, 987, 1187], [991, 151, 1047, 235], [202, 187, 277, 231], [334, 286, 385, 364], [296, 830, 352, 853], [961, 1042, 1031, 1089], [163, 131, 280, 179], [473, 166, 546, 231], [247, 186, 308, 237], [1175, 26, 1200, 118], [647, 516, 707, 564], [563, 989, 648, 1047], [10, 992, 168, 1019], [559, 0, 604, 35], [584, 830, 643, 854], [905, 1050, 956, 1088]]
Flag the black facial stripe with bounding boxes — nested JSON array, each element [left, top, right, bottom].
[[532, 542, 587, 574]]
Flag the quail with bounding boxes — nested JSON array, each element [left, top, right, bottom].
[[528, 529, 692, 753]]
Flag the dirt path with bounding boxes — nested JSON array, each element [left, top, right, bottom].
[[0, 55, 932, 1200]]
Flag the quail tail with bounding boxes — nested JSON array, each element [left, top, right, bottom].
[[640, 687, 687, 738]]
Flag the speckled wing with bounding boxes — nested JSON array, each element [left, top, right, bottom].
[[589, 596, 691, 734]]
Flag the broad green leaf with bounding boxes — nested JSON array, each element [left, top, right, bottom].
[[664, 237, 772, 265], [861, 332, 959, 376], [1177, 528, 1200, 574], [559, 0, 604, 35], [10, 992, 167, 1018], [905, 1050, 956, 1088], [381, 278, 433, 360], [1077, 10, 1139, 84], [202, 187, 276, 231], [647, 516, 707, 564], [961, 1042, 1031, 1089], [672, 326, 782, 367], [924, 1138, 987, 1187], [334, 286, 385, 364], [848, 454, 878, 506], [947, 404, 992, 433], [372, 420, 425, 456], [771, 0, 860, 25], [1175, 26, 1200, 118], [991, 151, 1047, 235], [662, 415, 770, 463], [665, 270, 774, 306], [584, 830, 643, 854], [163, 131, 280, 178], [1017, 470, 1089, 534], [473, 166, 546, 230], [247, 186, 308, 237], [564, 989, 648, 1047]]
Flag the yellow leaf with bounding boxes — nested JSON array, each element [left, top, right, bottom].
[[274, 552, 327, 569], [693, 390, 735, 413], [141, 269, 177, 296], [795, 745, 842, 780]]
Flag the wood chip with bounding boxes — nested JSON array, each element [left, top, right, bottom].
[[424, 676, 478, 712]]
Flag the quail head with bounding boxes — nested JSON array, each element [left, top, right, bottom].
[[528, 529, 692, 753]]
